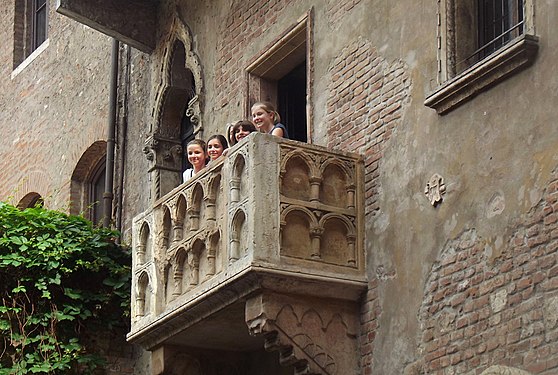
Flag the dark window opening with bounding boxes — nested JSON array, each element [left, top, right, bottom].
[[90, 160, 106, 226], [456, 0, 524, 72], [278, 62, 307, 143], [33, 0, 47, 50], [13, 0, 48, 68]]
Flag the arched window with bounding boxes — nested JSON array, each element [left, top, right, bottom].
[[89, 159, 106, 225], [17, 192, 44, 209], [70, 141, 108, 225]]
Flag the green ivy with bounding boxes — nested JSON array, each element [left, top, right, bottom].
[[0, 202, 131, 374]]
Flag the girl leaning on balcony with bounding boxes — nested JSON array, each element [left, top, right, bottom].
[[183, 139, 207, 182], [251, 101, 289, 139]]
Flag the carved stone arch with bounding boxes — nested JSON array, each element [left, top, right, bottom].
[[281, 206, 319, 261], [145, 13, 204, 200], [17, 192, 44, 209], [189, 237, 205, 286], [161, 205, 172, 252], [205, 173, 222, 222], [280, 150, 317, 202], [206, 229, 221, 276], [174, 193, 188, 244], [173, 247, 188, 296], [153, 13, 204, 135], [188, 182, 205, 232], [69, 140, 106, 222], [138, 221, 152, 266], [318, 213, 356, 267], [230, 209, 247, 262], [319, 159, 354, 209], [163, 261, 173, 304], [230, 154, 246, 203], [136, 271, 151, 318]]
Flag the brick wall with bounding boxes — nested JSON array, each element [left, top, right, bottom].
[[325, 37, 411, 219], [324, 34, 411, 373], [214, 0, 301, 112], [326, 0, 364, 28], [418, 175, 558, 374]]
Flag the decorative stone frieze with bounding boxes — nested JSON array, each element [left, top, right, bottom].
[[128, 134, 365, 372]]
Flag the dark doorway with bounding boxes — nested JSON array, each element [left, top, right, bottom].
[[278, 62, 307, 143]]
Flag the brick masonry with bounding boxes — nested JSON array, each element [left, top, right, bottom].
[[325, 35, 411, 372], [418, 175, 558, 374]]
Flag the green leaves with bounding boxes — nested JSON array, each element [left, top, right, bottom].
[[0, 202, 131, 374]]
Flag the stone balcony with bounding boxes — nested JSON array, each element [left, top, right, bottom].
[[128, 133, 366, 374]]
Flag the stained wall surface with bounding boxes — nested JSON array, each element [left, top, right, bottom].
[[2, 0, 558, 374]]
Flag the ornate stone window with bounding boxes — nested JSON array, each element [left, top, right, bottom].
[[13, 0, 48, 71], [425, 0, 538, 114]]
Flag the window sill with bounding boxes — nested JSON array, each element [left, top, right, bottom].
[[425, 34, 539, 115], [11, 39, 50, 80]]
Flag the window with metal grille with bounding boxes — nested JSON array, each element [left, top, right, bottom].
[[425, 0, 537, 114], [473, 0, 524, 65]]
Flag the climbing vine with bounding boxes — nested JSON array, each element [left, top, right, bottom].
[[0, 202, 131, 374]]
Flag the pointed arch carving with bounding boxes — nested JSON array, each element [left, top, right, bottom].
[[136, 271, 151, 318], [138, 221, 152, 266], [174, 194, 188, 244], [230, 209, 247, 262], [230, 154, 246, 203], [189, 182, 205, 232], [280, 206, 319, 260], [161, 205, 172, 252], [152, 14, 204, 138], [319, 160, 353, 209], [318, 213, 357, 267], [174, 247, 188, 296], [280, 150, 318, 202], [145, 13, 204, 200]]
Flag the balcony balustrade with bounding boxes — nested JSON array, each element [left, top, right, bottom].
[[128, 133, 366, 374]]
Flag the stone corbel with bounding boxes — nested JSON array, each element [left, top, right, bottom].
[[143, 134, 183, 173], [245, 293, 360, 375]]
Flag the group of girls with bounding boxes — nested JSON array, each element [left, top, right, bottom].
[[183, 101, 288, 182]]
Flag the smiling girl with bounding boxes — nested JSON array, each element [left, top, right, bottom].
[[183, 139, 207, 182], [207, 134, 229, 162], [251, 101, 289, 139]]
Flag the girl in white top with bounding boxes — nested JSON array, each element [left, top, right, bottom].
[[183, 139, 207, 182]]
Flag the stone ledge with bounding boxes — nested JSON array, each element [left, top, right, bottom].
[[425, 34, 539, 115]]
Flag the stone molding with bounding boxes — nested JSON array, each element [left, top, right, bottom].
[[425, 34, 539, 114]]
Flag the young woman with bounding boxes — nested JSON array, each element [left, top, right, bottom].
[[251, 101, 289, 138], [183, 139, 207, 182], [231, 120, 257, 144], [206, 134, 229, 162]]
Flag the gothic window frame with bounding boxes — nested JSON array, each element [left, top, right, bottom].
[[425, 0, 538, 114]]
